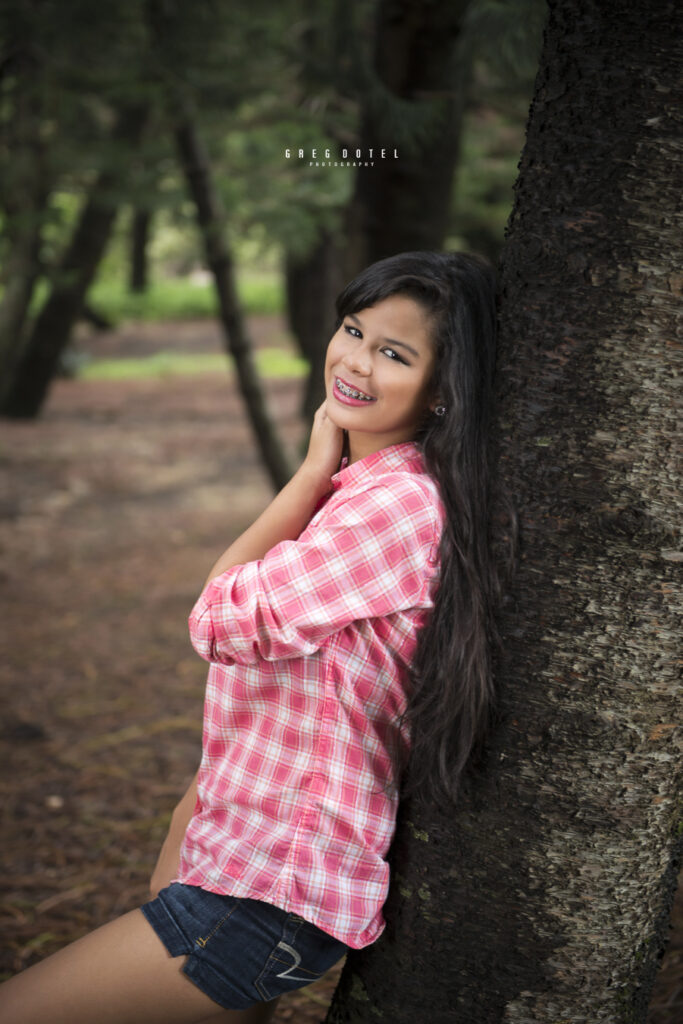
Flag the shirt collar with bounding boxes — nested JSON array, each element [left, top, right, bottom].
[[331, 441, 425, 491]]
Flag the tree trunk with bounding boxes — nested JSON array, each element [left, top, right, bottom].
[[0, 43, 49, 404], [129, 207, 152, 293], [1, 104, 148, 418], [285, 230, 344, 423], [0, 224, 43, 400], [345, 0, 471, 276], [326, 1, 682, 1021], [172, 109, 293, 491]]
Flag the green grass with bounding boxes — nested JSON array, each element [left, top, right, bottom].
[[78, 347, 308, 381], [86, 273, 284, 323], [28, 273, 283, 324]]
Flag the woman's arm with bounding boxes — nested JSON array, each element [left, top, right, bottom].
[[150, 405, 343, 895], [200, 402, 344, 588]]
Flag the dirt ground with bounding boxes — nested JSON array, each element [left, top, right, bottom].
[[0, 315, 680, 1021]]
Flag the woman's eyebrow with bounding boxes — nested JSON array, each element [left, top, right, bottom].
[[383, 338, 420, 358], [348, 313, 421, 358]]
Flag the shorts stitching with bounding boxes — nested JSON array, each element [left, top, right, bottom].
[[182, 953, 249, 1011], [194, 906, 236, 949], [254, 919, 324, 1001], [268, 954, 321, 976], [141, 895, 190, 955]]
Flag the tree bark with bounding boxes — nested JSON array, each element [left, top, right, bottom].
[[173, 109, 293, 491], [327, 0, 682, 1021], [345, 0, 471, 276], [1, 104, 148, 418]]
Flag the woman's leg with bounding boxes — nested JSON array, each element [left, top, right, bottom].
[[0, 908, 277, 1024]]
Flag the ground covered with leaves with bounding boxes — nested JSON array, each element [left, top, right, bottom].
[[0, 316, 679, 1021]]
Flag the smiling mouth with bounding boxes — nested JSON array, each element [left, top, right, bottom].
[[335, 377, 376, 401]]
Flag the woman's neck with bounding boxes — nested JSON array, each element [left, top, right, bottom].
[[346, 431, 415, 465]]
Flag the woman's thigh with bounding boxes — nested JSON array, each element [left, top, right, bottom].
[[0, 908, 273, 1024]]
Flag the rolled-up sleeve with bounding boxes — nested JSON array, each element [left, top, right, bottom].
[[189, 477, 441, 666]]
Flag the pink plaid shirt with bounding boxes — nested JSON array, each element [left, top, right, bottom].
[[177, 441, 443, 948]]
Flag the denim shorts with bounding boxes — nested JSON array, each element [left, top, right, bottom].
[[141, 883, 347, 1010]]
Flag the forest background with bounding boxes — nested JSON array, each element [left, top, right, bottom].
[[0, 1, 680, 1022]]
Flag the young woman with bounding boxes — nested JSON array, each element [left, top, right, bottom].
[[0, 250, 499, 1024]]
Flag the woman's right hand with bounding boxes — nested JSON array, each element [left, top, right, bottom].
[[301, 401, 344, 486]]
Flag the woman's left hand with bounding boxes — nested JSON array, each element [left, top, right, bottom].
[[301, 402, 344, 485]]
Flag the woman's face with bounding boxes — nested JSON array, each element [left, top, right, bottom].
[[324, 294, 437, 463]]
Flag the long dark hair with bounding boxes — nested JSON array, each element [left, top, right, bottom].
[[335, 251, 501, 802]]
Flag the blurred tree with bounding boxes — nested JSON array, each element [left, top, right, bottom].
[[0, 29, 49, 396], [0, 0, 154, 409], [129, 207, 153, 292], [1, 102, 148, 416], [0, 0, 307, 450], [147, 0, 295, 489], [280, 0, 359, 419], [450, 0, 547, 260], [326, 0, 682, 1019], [173, 101, 293, 489], [346, 0, 473, 274], [285, 231, 344, 420]]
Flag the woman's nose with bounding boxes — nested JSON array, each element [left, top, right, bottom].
[[344, 344, 371, 376]]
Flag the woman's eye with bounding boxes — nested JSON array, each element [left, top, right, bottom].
[[381, 347, 406, 364], [344, 323, 362, 338]]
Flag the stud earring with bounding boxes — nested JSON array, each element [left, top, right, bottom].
[[434, 405, 446, 417]]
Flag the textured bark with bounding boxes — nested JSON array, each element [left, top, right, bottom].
[[346, 0, 471, 275], [327, 1, 682, 1021], [173, 109, 293, 491], [1, 105, 148, 418]]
